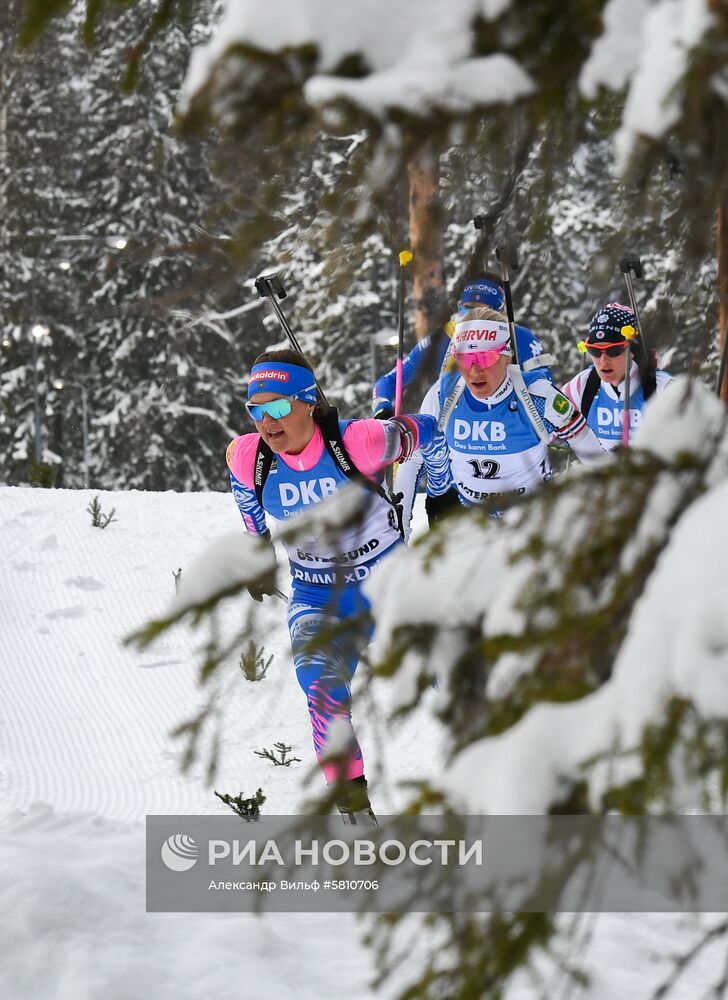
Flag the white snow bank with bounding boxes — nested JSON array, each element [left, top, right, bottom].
[[2, 806, 723, 1000], [0, 485, 446, 998], [0, 804, 374, 1000], [0, 486, 293, 821], [181, 0, 532, 119], [0, 484, 447, 822], [1, 476, 727, 995]]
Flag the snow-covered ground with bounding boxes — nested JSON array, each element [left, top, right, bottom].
[[0, 485, 440, 1000], [0, 485, 724, 999]]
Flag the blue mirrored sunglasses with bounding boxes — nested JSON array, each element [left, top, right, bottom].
[[245, 387, 316, 422]]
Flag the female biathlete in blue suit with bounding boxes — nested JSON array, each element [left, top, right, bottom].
[[395, 306, 606, 528], [371, 273, 554, 419], [562, 303, 673, 450], [226, 349, 450, 823]]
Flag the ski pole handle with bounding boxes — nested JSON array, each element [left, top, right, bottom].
[[255, 268, 329, 408], [619, 255, 649, 355], [619, 254, 643, 280]]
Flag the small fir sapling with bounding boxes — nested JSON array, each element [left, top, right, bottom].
[[214, 788, 266, 821], [87, 496, 117, 528], [254, 743, 301, 767]]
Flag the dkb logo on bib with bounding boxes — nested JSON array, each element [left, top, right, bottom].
[[597, 408, 641, 430], [454, 419, 506, 442], [279, 478, 337, 507]]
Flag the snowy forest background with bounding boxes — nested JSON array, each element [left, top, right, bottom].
[[4, 3, 728, 998], [1, 0, 724, 493]]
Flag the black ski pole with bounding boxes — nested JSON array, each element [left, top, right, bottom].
[[619, 255, 649, 355], [621, 330, 633, 448], [254, 268, 329, 407], [472, 215, 521, 366], [472, 215, 520, 363], [494, 238, 520, 367], [619, 255, 651, 448]]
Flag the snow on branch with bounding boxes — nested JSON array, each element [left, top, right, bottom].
[[580, 0, 715, 171], [127, 482, 375, 652], [181, 0, 532, 120], [182, 0, 722, 180]]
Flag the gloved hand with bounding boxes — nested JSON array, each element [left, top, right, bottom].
[[247, 531, 279, 602], [425, 488, 461, 527], [247, 577, 279, 602], [373, 398, 394, 420]]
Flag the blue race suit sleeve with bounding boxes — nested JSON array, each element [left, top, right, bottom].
[[372, 332, 451, 414], [229, 470, 268, 535], [515, 324, 553, 380], [414, 414, 452, 496], [524, 374, 593, 446]]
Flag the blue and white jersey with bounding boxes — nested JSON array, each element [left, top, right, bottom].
[[563, 362, 673, 452], [435, 370, 552, 506], [227, 422, 406, 588], [263, 446, 400, 586], [394, 366, 605, 530]]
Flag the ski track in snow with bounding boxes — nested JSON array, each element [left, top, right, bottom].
[[0, 486, 444, 1000], [2, 488, 225, 820], [1, 486, 723, 1000], [0, 487, 442, 822]]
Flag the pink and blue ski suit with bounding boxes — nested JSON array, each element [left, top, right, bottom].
[[227, 412, 449, 783]]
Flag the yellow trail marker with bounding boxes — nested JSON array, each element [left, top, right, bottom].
[[398, 250, 413, 267]]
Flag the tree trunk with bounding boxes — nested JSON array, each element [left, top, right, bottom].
[[718, 197, 728, 401], [51, 408, 64, 487], [407, 143, 445, 341]]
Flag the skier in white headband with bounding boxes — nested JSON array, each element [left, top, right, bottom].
[[396, 307, 607, 529]]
